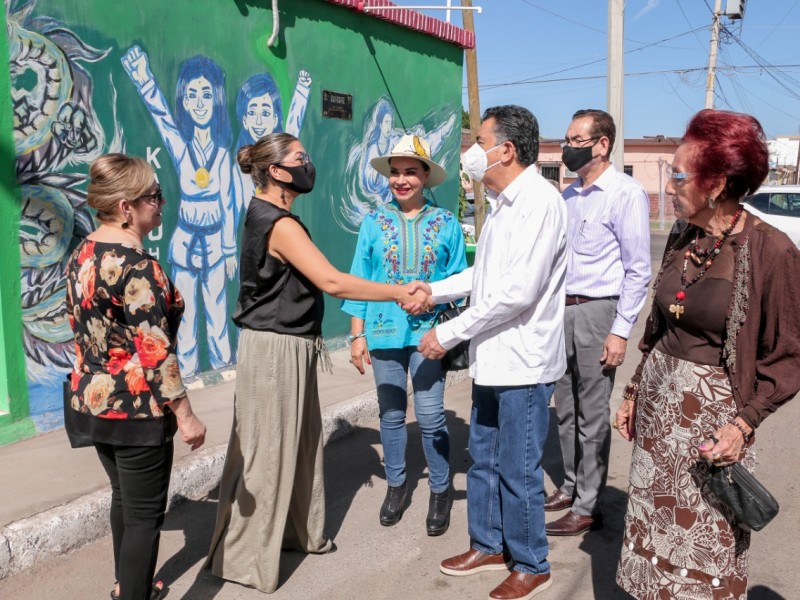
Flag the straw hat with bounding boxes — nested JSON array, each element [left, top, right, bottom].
[[370, 134, 447, 188]]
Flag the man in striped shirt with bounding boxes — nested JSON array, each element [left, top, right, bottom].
[[545, 109, 651, 536]]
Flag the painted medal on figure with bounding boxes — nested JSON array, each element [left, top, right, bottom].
[[195, 167, 210, 188], [189, 145, 218, 189]]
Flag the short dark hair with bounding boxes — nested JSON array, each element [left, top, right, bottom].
[[572, 109, 616, 155], [682, 109, 768, 200], [482, 105, 539, 166]]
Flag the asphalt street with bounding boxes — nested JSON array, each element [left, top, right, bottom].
[[1, 229, 796, 600]]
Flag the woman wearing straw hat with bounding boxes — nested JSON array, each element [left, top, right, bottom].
[[342, 134, 467, 535]]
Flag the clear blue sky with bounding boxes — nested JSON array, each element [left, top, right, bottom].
[[404, 0, 800, 140]]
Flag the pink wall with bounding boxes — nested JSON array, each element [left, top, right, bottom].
[[460, 132, 679, 222], [539, 137, 679, 222]]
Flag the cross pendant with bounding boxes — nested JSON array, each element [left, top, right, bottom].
[[669, 303, 685, 320]]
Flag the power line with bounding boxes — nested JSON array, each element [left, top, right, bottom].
[[471, 27, 707, 91], [722, 25, 800, 101], [673, 0, 709, 52], [754, 0, 800, 50], [516, 0, 605, 37], [516, 0, 650, 45], [473, 64, 800, 91]]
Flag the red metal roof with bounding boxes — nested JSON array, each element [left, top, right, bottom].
[[323, 0, 475, 49]]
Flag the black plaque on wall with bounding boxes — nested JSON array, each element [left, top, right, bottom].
[[322, 90, 352, 120]]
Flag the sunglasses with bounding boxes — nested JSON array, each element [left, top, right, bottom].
[[136, 185, 164, 206]]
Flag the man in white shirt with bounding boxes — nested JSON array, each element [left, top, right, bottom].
[[544, 109, 651, 536], [411, 105, 567, 600]]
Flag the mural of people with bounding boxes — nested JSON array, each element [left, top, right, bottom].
[[122, 46, 236, 377], [8, 0, 113, 428], [232, 70, 312, 224], [336, 96, 457, 233]]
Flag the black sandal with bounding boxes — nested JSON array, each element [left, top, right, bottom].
[[110, 580, 165, 600]]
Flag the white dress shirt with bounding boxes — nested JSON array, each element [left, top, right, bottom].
[[430, 165, 568, 387], [562, 164, 651, 339]]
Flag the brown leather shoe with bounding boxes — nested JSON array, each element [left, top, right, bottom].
[[440, 548, 512, 577], [543, 489, 573, 511], [489, 571, 552, 600], [545, 511, 602, 536]]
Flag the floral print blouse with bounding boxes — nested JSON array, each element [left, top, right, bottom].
[[65, 240, 186, 443], [341, 200, 467, 350]]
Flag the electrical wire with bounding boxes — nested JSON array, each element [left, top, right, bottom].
[[474, 64, 800, 91], [723, 25, 800, 101], [471, 27, 707, 91], [661, 72, 696, 112], [673, 0, 709, 52], [754, 0, 800, 50], [516, 0, 607, 37], [719, 44, 754, 114]]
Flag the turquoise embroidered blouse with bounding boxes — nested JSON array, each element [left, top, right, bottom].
[[341, 200, 467, 350]]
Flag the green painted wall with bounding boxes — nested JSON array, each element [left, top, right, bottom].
[[0, 3, 34, 444], [0, 0, 462, 443]]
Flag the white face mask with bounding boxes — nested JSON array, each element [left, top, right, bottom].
[[462, 143, 502, 182]]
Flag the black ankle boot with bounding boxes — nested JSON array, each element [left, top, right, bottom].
[[379, 483, 408, 526], [426, 488, 452, 536]]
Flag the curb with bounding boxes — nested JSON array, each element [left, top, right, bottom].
[[0, 369, 469, 580]]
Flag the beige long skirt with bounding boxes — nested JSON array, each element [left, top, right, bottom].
[[205, 329, 333, 593], [616, 348, 754, 600]]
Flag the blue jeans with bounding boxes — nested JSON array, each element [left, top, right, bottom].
[[468, 382, 553, 575], [370, 348, 449, 493]]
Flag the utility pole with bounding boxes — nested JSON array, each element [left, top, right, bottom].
[[608, 0, 624, 170], [705, 0, 723, 109], [462, 0, 485, 239]]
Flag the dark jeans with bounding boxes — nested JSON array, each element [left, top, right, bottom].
[[95, 442, 174, 600]]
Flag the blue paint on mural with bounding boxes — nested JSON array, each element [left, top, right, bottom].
[[335, 96, 457, 233], [232, 70, 312, 224], [121, 46, 237, 377]]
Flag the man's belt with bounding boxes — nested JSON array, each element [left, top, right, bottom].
[[564, 295, 619, 306]]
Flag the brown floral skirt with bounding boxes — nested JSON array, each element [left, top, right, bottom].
[[616, 349, 754, 600]]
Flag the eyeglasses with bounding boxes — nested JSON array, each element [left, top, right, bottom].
[[274, 153, 311, 170], [665, 166, 692, 183], [136, 185, 164, 206], [560, 136, 600, 149]]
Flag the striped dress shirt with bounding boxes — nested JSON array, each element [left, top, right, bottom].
[[562, 164, 652, 339]]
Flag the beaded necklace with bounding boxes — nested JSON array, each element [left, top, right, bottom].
[[668, 205, 744, 320]]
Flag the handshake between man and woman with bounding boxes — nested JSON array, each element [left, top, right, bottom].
[[396, 281, 449, 361]]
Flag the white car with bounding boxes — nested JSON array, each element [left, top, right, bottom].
[[743, 185, 800, 248]]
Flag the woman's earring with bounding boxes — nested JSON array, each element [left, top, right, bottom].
[[121, 212, 131, 229], [707, 196, 716, 209]]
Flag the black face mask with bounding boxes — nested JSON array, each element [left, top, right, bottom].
[[561, 144, 596, 173], [274, 161, 316, 194]]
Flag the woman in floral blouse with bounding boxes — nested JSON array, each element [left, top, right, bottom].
[[65, 153, 206, 600], [342, 134, 466, 536]]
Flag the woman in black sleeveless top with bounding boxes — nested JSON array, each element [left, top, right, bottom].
[[205, 133, 426, 593]]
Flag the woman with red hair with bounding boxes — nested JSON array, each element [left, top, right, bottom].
[[613, 109, 800, 599]]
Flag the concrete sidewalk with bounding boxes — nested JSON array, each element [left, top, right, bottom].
[[0, 346, 467, 579]]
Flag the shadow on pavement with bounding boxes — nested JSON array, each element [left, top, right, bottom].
[[582, 486, 629, 599], [156, 404, 472, 597], [749, 586, 787, 599], [156, 489, 223, 600], [323, 407, 471, 540]]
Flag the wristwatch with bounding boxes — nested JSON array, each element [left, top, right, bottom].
[[347, 333, 366, 346]]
